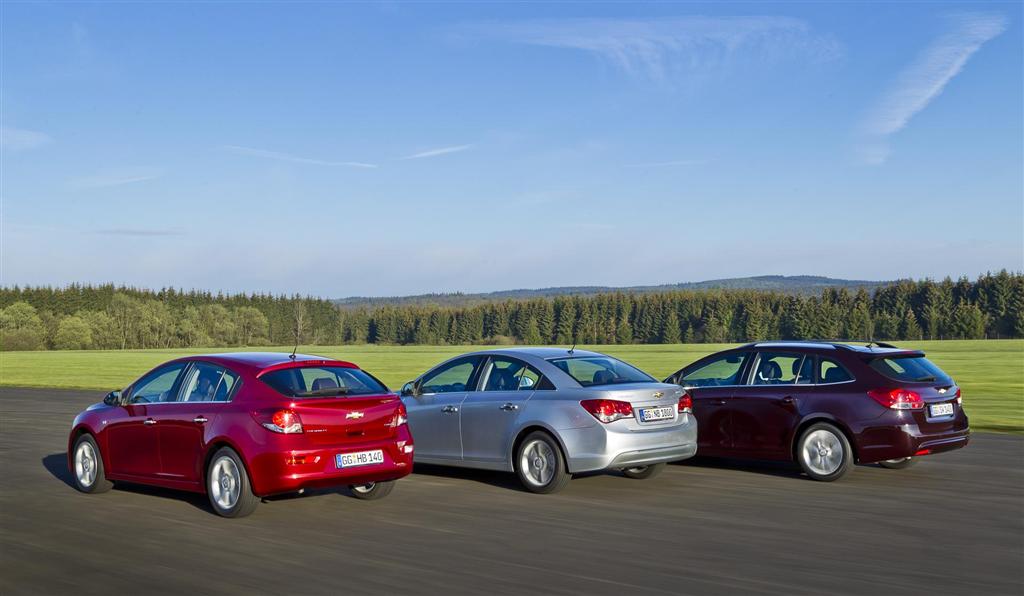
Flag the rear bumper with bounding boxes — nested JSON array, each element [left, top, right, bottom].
[[855, 416, 970, 463], [558, 414, 699, 474], [246, 427, 414, 496]]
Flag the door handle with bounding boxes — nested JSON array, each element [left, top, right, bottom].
[[499, 403, 519, 411], [779, 396, 795, 405], [710, 399, 727, 406], [143, 418, 156, 425], [193, 416, 208, 424], [441, 405, 459, 414]]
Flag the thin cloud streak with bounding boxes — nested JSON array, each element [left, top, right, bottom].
[[222, 145, 377, 168], [69, 168, 162, 189], [401, 144, 473, 160], [624, 159, 707, 168], [458, 17, 841, 80], [859, 13, 1006, 164], [95, 228, 184, 237], [1, 127, 52, 151]]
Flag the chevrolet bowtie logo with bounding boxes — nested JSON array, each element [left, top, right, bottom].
[[346, 412, 365, 419], [653, 391, 664, 398]]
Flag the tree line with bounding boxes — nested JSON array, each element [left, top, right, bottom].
[[1, 271, 1021, 351]]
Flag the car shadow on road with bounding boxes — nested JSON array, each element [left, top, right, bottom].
[[42, 452, 211, 513], [674, 456, 805, 479], [411, 463, 527, 491]]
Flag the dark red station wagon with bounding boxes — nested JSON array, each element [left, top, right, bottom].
[[666, 342, 970, 481], [68, 353, 414, 517]]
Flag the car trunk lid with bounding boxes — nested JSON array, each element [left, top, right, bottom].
[[290, 395, 401, 446]]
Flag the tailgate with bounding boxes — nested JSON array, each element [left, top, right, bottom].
[[292, 395, 401, 446]]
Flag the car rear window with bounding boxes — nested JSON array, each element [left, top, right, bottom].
[[548, 356, 654, 387], [868, 356, 952, 384], [261, 366, 388, 398]]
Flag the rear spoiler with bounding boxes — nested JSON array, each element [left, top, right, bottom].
[[257, 359, 359, 378]]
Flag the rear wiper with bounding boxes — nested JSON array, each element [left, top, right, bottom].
[[915, 375, 936, 382], [296, 387, 350, 397]]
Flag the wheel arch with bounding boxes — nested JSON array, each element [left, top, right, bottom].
[[201, 437, 254, 495], [790, 414, 859, 463], [68, 423, 103, 471], [510, 424, 570, 472]]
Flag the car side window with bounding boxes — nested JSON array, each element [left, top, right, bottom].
[[178, 362, 240, 402], [750, 352, 811, 386], [420, 357, 479, 394], [480, 357, 543, 392], [681, 352, 748, 387], [129, 363, 187, 404], [819, 358, 854, 384]]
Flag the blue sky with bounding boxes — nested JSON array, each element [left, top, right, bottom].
[[2, 1, 1021, 297]]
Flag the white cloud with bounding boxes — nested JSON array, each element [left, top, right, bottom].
[[458, 16, 841, 80], [1, 127, 52, 151], [401, 144, 473, 160], [69, 167, 162, 189], [859, 13, 1006, 164], [222, 145, 377, 168]]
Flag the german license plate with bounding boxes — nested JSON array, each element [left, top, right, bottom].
[[638, 406, 675, 422], [335, 449, 384, 468], [929, 403, 954, 417]]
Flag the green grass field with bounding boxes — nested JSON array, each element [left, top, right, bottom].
[[2, 340, 1021, 432]]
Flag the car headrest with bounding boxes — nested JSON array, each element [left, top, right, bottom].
[[311, 377, 338, 391], [593, 370, 615, 385]]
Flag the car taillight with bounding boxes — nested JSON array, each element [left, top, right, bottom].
[[261, 409, 303, 433], [955, 387, 962, 405], [580, 399, 633, 423], [678, 393, 693, 414], [867, 388, 924, 410], [392, 402, 408, 427]]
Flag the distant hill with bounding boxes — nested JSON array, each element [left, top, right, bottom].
[[334, 275, 890, 309]]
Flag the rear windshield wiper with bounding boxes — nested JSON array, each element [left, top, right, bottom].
[[295, 387, 351, 397], [914, 375, 937, 382]]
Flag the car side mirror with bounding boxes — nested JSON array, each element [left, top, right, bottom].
[[103, 390, 122, 406], [400, 382, 417, 398]]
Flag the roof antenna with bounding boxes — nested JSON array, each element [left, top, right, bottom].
[[289, 334, 298, 360], [568, 341, 576, 355]]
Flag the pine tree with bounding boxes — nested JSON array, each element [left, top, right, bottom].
[[661, 307, 681, 343]]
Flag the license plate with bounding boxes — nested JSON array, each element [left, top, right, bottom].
[[929, 403, 954, 417], [638, 406, 675, 422], [335, 449, 385, 468]]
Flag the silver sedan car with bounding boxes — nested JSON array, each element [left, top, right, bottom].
[[399, 348, 698, 493]]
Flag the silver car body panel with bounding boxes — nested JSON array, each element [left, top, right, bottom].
[[402, 348, 698, 474]]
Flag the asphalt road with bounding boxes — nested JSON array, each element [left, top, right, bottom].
[[1, 387, 1022, 595]]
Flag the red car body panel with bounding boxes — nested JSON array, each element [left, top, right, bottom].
[[68, 353, 413, 497], [670, 344, 970, 464]]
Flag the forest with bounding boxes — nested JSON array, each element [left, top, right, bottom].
[[1, 271, 1021, 350]]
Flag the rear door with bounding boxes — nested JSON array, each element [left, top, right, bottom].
[[729, 351, 813, 459], [675, 352, 750, 453], [153, 362, 239, 483], [403, 356, 482, 461], [107, 362, 187, 478], [460, 356, 540, 464]]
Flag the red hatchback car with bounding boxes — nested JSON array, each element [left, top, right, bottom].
[[666, 342, 970, 481], [68, 353, 414, 517]]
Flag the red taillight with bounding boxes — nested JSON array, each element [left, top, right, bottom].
[[955, 387, 962, 405], [867, 388, 924, 410], [263, 409, 303, 433], [392, 402, 408, 428], [678, 393, 693, 414], [580, 399, 633, 423]]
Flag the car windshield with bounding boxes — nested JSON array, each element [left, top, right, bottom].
[[548, 356, 655, 387], [260, 366, 388, 398], [868, 356, 952, 384]]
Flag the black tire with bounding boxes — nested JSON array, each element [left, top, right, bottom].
[[70, 434, 113, 494], [349, 480, 396, 500], [796, 422, 853, 482], [206, 447, 259, 518], [621, 463, 666, 480], [514, 431, 572, 494], [878, 457, 917, 470]]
